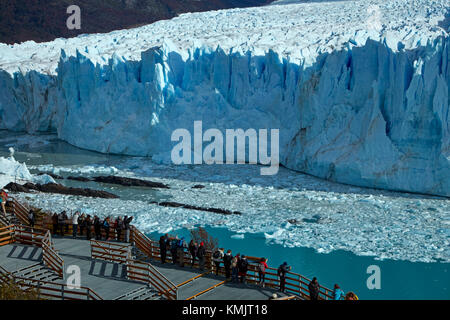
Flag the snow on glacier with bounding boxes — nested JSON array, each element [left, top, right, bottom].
[[0, 0, 449, 197]]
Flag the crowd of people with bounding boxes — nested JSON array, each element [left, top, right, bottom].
[[49, 210, 133, 242], [157, 233, 358, 300]]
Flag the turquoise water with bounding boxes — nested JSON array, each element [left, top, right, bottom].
[[149, 226, 450, 300]]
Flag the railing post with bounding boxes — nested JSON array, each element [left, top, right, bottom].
[[37, 280, 41, 299], [61, 284, 65, 300], [87, 288, 90, 300]]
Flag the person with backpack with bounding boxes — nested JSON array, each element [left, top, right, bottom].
[[231, 253, 240, 283], [71, 211, 80, 238], [115, 216, 123, 241], [212, 248, 224, 276], [94, 216, 102, 240], [28, 209, 35, 228], [188, 240, 198, 267], [85, 215, 92, 240], [308, 277, 320, 300], [238, 255, 249, 284], [0, 189, 8, 215], [258, 257, 269, 287], [332, 284, 345, 300], [277, 262, 291, 293], [103, 217, 111, 240], [197, 242, 206, 271], [223, 250, 233, 280], [177, 237, 188, 267], [170, 237, 179, 265], [123, 215, 133, 242]]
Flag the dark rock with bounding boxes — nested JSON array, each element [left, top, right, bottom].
[[4, 182, 118, 199], [93, 176, 169, 189], [4, 182, 29, 192], [67, 176, 92, 182], [192, 185, 205, 189], [44, 173, 64, 180], [158, 201, 241, 215]]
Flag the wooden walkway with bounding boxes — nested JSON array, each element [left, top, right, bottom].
[[0, 235, 279, 300], [0, 198, 337, 300]]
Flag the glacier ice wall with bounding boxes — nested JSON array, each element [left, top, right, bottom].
[[0, 37, 449, 197]]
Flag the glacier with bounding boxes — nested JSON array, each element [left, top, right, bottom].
[[0, 0, 449, 196]]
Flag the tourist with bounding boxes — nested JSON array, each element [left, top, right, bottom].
[[115, 216, 123, 242], [94, 216, 102, 240], [170, 236, 179, 264], [231, 253, 240, 283], [103, 216, 111, 240], [223, 249, 233, 280], [308, 277, 320, 300], [258, 258, 268, 287], [63, 211, 69, 234], [85, 215, 92, 240], [71, 211, 80, 238], [123, 215, 133, 242], [188, 240, 198, 267], [212, 248, 224, 276], [197, 242, 206, 271], [238, 255, 249, 284], [78, 214, 85, 236], [28, 209, 35, 228], [159, 235, 168, 264], [332, 284, 345, 300], [0, 189, 8, 215], [277, 262, 291, 293], [345, 292, 359, 300], [51, 212, 58, 235], [178, 237, 188, 267], [58, 211, 66, 236]]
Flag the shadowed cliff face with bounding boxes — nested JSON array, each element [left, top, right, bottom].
[[0, 0, 273, 45]]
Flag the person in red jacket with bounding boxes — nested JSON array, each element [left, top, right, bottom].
[[258, 257, 269, 287]]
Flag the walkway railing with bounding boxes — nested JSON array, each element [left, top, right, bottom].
[[42, 231, 64, 278], [8, 274, 103, 300], [126, 259, 178, 300], [0, 225, 14, 247], [9, 198, 30, 225], [90, 239, 131, 264], [14, 225, 47, 247], [0, 265, 12, 285], [5, 198, 339, 300]]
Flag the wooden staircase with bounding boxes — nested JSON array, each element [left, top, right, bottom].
[[12, 263, 61, 283]]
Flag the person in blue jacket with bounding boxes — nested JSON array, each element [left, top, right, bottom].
[[332, 284, 345, 300]]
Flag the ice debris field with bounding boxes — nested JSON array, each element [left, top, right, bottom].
[[0, 131, 448, 264]]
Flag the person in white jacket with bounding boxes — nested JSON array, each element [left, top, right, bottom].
[[72, 211, 80, 239]]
